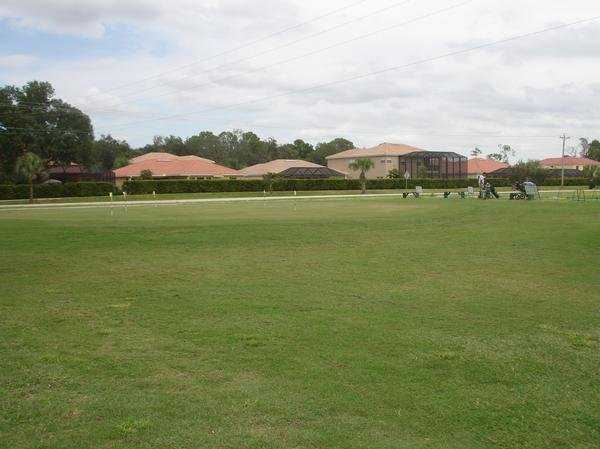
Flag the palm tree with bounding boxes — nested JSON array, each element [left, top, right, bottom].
[[349, 158, 374, 194], [15, 152, 45, 203]]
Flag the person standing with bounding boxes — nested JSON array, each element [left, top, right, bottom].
[[478, 172, 486, 190]]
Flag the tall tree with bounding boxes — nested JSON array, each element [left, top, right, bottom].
[[92, 135, 132, 171], [471, 147, 482, 157], [15, 152, 44, 203], [579, 138, 590, 157], [487, 144, 515, 163], [218, 130, 242, 168], [311, 138, 355, 165], [0, 81, 94, 179], [185, 131, 223, 162], [278, 139, 315, 159], [587, 140, 600, 161]]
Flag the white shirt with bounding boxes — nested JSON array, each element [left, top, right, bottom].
[[478, 174, 486, 189]]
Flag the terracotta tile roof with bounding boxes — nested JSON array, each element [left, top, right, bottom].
[[177, 155, 216, 163], [539, 156, 600, 167], [326, 142, 424, 160], [130, 152, 215, 164], [114, 153, 240, 178], [468, 158, 509, 175], [239, 159, 323, 177]]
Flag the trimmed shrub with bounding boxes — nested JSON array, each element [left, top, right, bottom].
[[0, 185, 15, 200], [123, 179, 266, 195]]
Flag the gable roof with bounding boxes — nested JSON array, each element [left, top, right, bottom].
[[278, 166, 346, 179], [114, 153, 240, 178], [468, 158, 509, 175], [539, 156, 600, 167], [130, 152, 215, 164], [239, 159, 323, 176], [326, 142, 424, 160], [489, 166, 583, 178]]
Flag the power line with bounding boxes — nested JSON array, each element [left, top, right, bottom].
[[0, 0, 464, 111], [0, 123, 569, 139], [101, 0, 469, 107], [0, 101, 136, 116], [0, 126, 94, 136], [559, 133, 571, 187], [107, 14, 600, 131], [110, 0, 415, 102], [228, 123, 562, 138], [79, 0, 372, 99], [0, 105, 191, 119]]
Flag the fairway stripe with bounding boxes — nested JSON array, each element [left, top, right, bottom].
[[0, 190, 583, 212]]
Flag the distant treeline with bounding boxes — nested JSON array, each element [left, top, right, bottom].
[[132, 132, 355, 170], [3, 81, 600, 184], [1, 81, 356, 182]]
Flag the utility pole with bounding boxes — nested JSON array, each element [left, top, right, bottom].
[[560, 134, 570, 188]]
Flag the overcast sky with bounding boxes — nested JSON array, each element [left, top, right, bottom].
[[1, 0, 598, 159]]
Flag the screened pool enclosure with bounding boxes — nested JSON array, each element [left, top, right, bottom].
[[398, 151, 468, 179]]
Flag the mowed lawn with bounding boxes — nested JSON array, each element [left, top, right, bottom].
[[1, 198, 599, 449]]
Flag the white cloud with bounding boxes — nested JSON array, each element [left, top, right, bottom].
[[0, 54, 38, 69]]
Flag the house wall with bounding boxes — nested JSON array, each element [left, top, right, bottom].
[[327, 157, 398, 179], [542, 164, 585, 171]]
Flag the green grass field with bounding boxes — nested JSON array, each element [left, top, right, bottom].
[[1, 198, 599, 448]]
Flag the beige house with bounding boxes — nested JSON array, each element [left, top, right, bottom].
[[326, 143, 422, 179], [540, 156, 600, 171], [239, 159, 325, 179], [326, 142, 468, 180]]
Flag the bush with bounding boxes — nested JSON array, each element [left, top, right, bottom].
[[123, 179, 266, 195], [0, 185, 15, 199], [0, 182, 118, 200], [139, 169, 153, 180]]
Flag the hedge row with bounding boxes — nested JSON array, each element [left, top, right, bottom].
[[2, 177, 590, 200], [122, 177, 593, 195], [122, 178, 472, 194], [122, 178, 496, 194], [0, 182, 117, 200], [123, 179, 266, 194]]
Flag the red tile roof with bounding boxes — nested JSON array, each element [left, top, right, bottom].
[[113, 153, 240, 178], [130, 152, 215, 164], [539, 156, 600, 167], [326, 142, 424, 160], [468, 158, 509, 175]]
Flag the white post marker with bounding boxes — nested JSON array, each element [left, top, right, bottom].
[[123, 192, 127, 201], [294, 190, 297, 196], [109, 192, 113, 201], [153, 191, 156, 199]]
